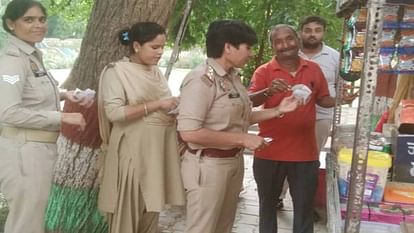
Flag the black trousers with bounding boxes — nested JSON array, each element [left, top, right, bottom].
[[253, 157, 320, 233]]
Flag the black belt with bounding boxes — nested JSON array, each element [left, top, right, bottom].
[[187, 147, 241, 158]]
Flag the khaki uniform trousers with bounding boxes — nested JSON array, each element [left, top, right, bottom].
[[0, 137, 56, 233], [181, 152, 244, 233]]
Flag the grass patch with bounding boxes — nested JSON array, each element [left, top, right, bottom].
[[0, 194, 8, 232]]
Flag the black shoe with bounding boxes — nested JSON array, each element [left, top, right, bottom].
[[276, 199, 284, 209]]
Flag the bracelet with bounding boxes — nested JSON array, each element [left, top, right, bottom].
[[143, 102, 148, 116]]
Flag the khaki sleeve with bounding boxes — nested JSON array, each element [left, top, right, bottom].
[[0, 55, 61, 130], [100, 67, 127, 123], [177, 74, 215, 131]]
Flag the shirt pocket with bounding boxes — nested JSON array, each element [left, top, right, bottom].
[[228, 102, 245, 125], [22, 75, 55, 105], [208, 100, 245, 129]]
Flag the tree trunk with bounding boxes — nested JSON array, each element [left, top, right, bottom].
[[63, 0, 178, 90], [254, 0, 271, 69], [43, 1, 178, 231], [58, 0, 178, 171], [165, 0, 194, 81], [59, 0, 178, 152]]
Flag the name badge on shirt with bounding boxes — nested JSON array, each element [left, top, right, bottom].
[[228, 92, 240, 98], [29, 60, 47, 78], [34, 71, 48, 77]]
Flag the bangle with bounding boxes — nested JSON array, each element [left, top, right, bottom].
[[143, 102, 148, 116]]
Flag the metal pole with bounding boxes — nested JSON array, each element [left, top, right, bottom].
[[164, 0, 194, 80], [344, 0, 385, 232], [326, 14, 348, 233]]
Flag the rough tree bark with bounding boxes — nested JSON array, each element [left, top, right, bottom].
[[57, 0, 179, 172], [59, 0, 178, 150], [58, 0, 179, 152], [64, 0, 178, 90]]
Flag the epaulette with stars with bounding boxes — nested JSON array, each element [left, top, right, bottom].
[[200, 65, 215, 87]]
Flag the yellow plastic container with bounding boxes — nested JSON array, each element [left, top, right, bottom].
[[338, 148, 392, 202]]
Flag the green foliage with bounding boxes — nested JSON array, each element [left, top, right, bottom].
[[0, 207, 7, 232], [286, 0, 342, 50], [0, 0, 91, 40], [0, 194, 8, 232], [168, 0, 343, 85], [0, 2, 8, 49], [0, 0, 343, 76], [43, 0, 92, 38], [47, 15, 87, 38], [44, 0, 93, 21]]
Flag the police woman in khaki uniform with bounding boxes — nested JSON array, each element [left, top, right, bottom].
[[177, 20, 300, 233], [0, 1, 87, 233]]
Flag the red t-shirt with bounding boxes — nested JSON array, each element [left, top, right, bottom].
[[249, 57, 330, 161]]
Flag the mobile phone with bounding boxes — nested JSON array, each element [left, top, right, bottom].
[[264, 137, 273, 144]]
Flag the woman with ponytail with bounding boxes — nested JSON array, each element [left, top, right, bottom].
[[97, 22, 185, 233]]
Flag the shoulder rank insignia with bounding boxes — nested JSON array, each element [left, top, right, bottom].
[[206, 65, 214, 82], [2, 75, 20, 85], [201, 65, 215, 86]]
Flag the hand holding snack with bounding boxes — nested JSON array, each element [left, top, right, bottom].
[[69, 88, 96, 107], [291, 84, 312, 104]]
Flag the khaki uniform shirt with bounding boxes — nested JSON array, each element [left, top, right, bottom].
[[177, 58, 251, 150], [0, 35, 61, 131]]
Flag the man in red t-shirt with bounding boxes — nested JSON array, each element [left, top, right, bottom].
[[248, 24, 335, 233]]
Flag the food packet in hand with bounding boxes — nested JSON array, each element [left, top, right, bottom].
[[291, 84, 312, 104], [74, 88, 96, 102], [167, 107, 179, 115]]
